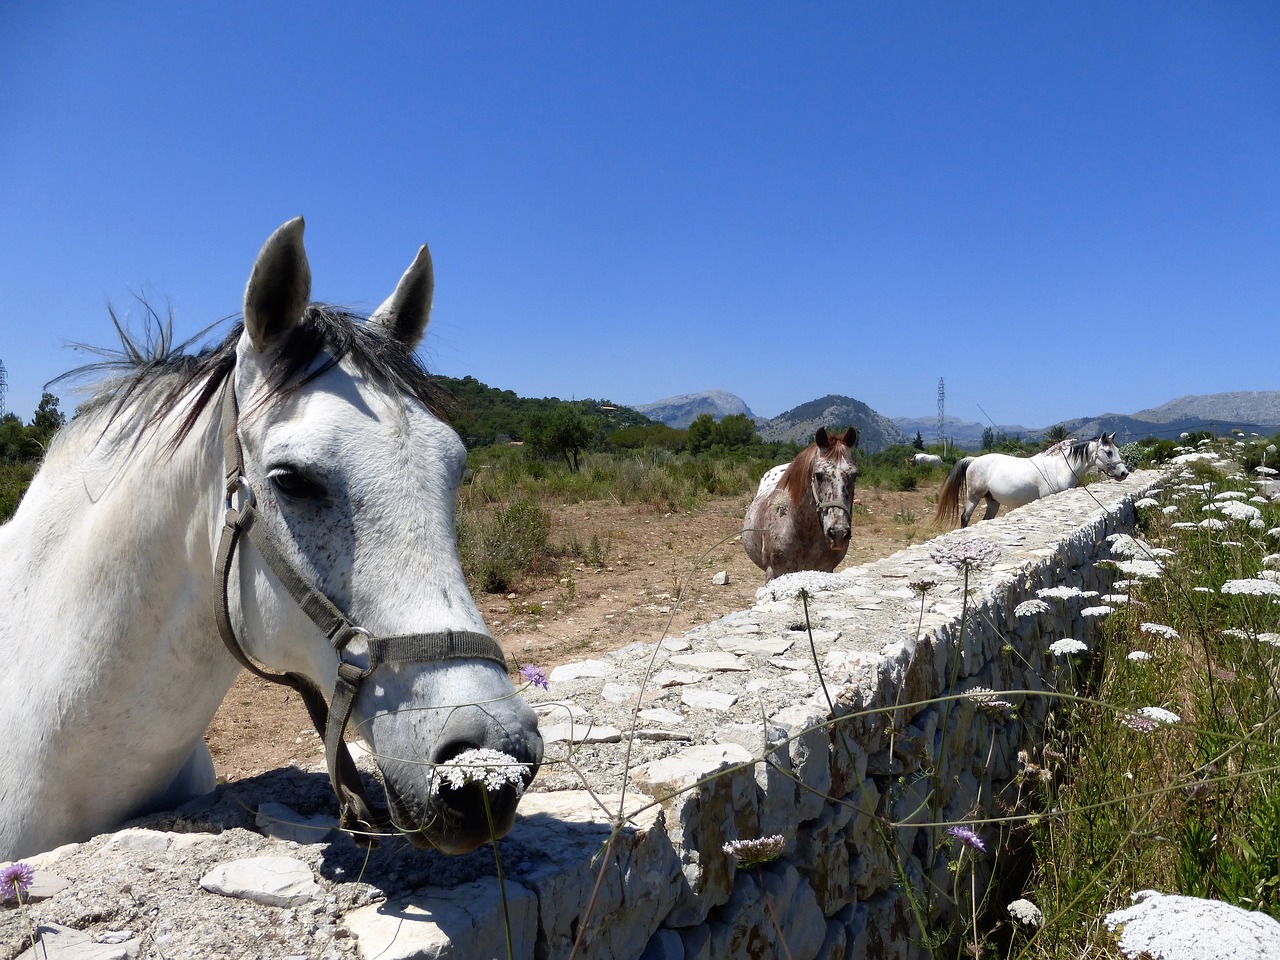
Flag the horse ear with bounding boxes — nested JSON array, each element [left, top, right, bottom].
[[370, 244, 433, 351], [243, 217, 311, 353], [814, 427, 830, 449], [841, 427, 859, 447]]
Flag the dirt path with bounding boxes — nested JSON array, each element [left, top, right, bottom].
[[204, 482, 943, 779]]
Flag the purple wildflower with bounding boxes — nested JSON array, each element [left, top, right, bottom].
[[0, 862, 35, 902], [947, 825, 986, 853], [519, 664, 550, 690]]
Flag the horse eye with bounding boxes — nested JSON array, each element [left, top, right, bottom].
[[268, 467, 327, 502]]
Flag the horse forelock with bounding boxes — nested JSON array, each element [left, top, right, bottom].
[[67, 304, 452, 450]]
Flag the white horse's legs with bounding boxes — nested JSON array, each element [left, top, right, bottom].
[[142, 740, 217, 815], [960, 492, 1000, 527]]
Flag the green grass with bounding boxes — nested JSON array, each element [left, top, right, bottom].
[[993, 437, 1280, 958]]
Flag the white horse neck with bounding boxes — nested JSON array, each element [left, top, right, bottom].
[[0, 393, 233, 851], [1030, 442, 1092, 493]]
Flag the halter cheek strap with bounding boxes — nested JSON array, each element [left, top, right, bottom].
[[213, 383, 508, 845]]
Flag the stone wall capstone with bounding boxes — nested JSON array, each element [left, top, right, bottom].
[[0, 470, 1162, 960]]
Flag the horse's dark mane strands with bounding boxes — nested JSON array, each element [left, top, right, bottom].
[[56, 303, 453, 453]]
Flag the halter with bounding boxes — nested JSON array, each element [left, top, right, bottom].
[[212, 381, 508, 845]]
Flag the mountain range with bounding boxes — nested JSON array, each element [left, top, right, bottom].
[[637, 389, 1280, 450]]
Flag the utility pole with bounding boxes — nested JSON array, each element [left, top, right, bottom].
[[936, 377, 945, 453], [0, 358, 7, 418]]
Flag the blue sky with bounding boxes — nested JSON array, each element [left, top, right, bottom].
[[1, 3, 1277, 430]]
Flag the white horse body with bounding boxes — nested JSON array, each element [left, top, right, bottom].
[[0, 391, 230, 856], [934, 434, 1130, 528], [0, 219, 541, 860]]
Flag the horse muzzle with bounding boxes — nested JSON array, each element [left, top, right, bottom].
[[373, 706, 545, 855]]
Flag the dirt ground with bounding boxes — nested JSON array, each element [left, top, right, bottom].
[[204, 480, 944, 780]]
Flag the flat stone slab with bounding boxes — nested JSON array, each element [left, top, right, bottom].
[[199, 856, 321, 907]]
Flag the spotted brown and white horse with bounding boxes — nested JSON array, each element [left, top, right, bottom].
[[743, 427, 859, 581]]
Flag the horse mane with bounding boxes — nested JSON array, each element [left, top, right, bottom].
[[777, 435, 852, 506], [1042, 435, 1098, 469], [57, 301, 452, 450]]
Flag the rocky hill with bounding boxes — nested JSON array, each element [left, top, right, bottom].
[[632, 390, 759, 429], [757, 394, 907, 453], [1130, 391, 1280, 425]]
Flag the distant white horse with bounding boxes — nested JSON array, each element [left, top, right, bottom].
[[908, 453, 945, 468], [0, 218, 542, 860], [934, 433, 1131, 528], [743, 427, 859, 581]]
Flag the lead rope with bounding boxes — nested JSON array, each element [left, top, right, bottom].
[[212, 383, 508, 845]]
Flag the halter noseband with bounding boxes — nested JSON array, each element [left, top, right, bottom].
[[212, 382, 508, 845]]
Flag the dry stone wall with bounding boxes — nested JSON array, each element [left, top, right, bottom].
[[1, 471, 1161, 960]]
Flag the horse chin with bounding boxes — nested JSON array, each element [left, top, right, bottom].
[[382, 771, 526, 855]]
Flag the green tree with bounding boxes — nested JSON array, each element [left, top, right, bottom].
[[687, 414, 716, 454], [981, 426, 995, 451], [529, 406, 595, 472], [713, 413, 758, 449], [913, 431, 925, 450], [1042, 424, 1070, 448], [31, 392, 65, 444]]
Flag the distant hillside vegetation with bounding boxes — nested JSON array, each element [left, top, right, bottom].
[[758, 394, 906, 453], [437, 375, 654, 447], [633, 390, 759, 429]]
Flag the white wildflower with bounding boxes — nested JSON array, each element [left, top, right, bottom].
[[1007, 898, 1043, 926], [436, 748, 530, 794], [1263, 555, 1280, 568], [1102, 594, 1136, 605], [1127, 650, 1153, 662], [1268, 528, 1280, 540], [1081, 605, 1114, 617], [1038, 586, 1085, 600], [1140, 623, 1180, 640], [1138, 706, 1181, 725], [1113, 559, 1164, 579], [1121, 713, 1160, 733], [1222, 628, 1250, 639], [1213, 490, 1247, 501], [1162, 505, 1178, 515], [1199, 518, 1228, 531], [964, 686, 1014, 714], [1216, 500, 1263, 523], [1134, 497, 1160, 509], [930, 534, 1002, 571], [1259, 570, 1280, 583], [1049, 638, 1087, 656], [1015, 599, 1051, 617], [1221, 579, 1280, 597], [723, 834, 786, 866], [1259, 633, 1280, 647], [1171, 521, 1197, 529]]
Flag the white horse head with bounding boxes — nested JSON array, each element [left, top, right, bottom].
[[1090, 432, 1131, 480], [0, 218, 542, 859]]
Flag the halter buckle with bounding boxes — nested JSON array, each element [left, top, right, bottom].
[[225, 475, 255, 513], [334, 626, 373, 677]]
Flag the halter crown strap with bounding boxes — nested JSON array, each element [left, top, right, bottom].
[[213, 383, 507, 844]]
